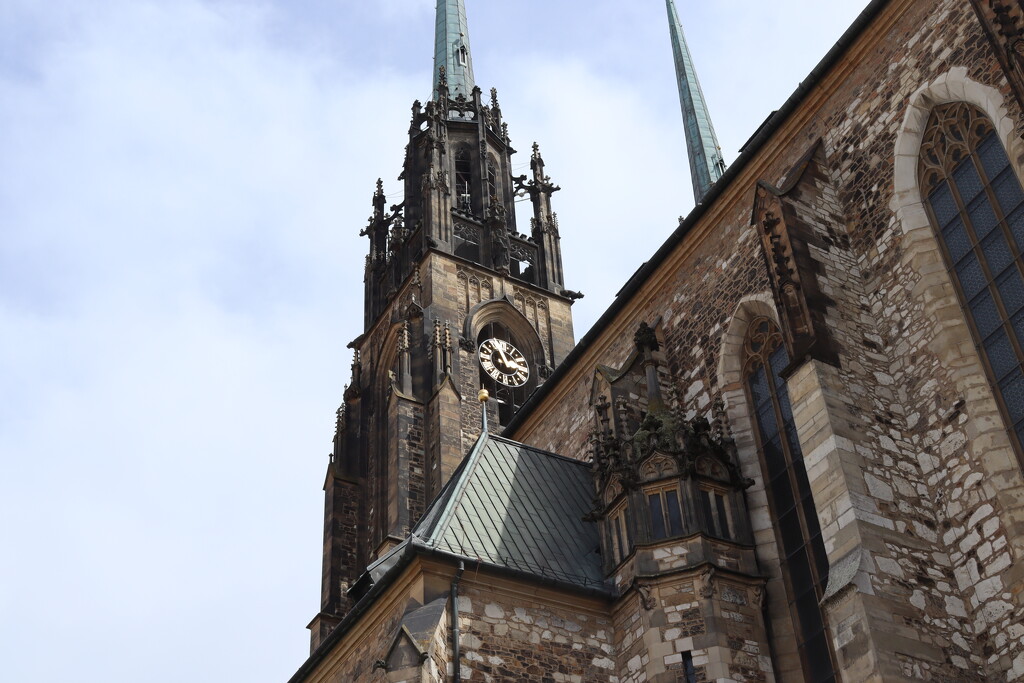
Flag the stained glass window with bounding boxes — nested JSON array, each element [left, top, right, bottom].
[[919, 102, 1024, 463], [744, 317, 836, 683]]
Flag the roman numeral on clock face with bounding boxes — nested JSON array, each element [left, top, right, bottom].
[[477, 337, 530, 387]]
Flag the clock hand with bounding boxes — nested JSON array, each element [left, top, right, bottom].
[[495, 343, 512, 364], [494, 344, 521, 372]]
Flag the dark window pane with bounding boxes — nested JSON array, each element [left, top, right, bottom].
[[978, 133, 1006, 180], [968, 193, 999, 239], [666, 489, 684, 536], [779, 508, 805, 558], [805, 631, 835, 683], [996, 268, 1024, 316], [699, 489, 715, 537], [929, 182, 957, 227], [984, 329, 1017, 380], [999, 369, 1024, 424], [649, 494, 666, 540], [941, 218, 971, 262], [611, 519, 622, 563], [801, 491, 825, 539], [748, 367, 771, 411], [993, 167, 1024, 216], [795, 590, 825, 636], [981, 230, 1014, 275], [787, 550, 814, 590], [769, 345, 790, 388], [1016, 422, 1024, 450], [956, 253, 986, 298], [972, 290, 1003, 338], [715, 493, 730, 539], [954, 159, 984, 201], [757, 403, 780, 441], [770, 470, 796, 515], [763, 436, 787, 478]]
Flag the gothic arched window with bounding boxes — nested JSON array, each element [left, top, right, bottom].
[[743, 317, 835, 683], [476, 321, 531, 425], [486, 157, 499, 205], [455, 147, 473, 212], [920, 102, 1024, 461]]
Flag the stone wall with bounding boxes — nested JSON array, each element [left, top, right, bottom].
[[456, 581, 616, 682], [511, 0, 1024, 680]]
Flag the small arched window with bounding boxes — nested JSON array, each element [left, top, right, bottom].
[[486, 159, 499, 204], [476, 321, 531, 425], [743, 317, 836, 683], [920, 102, 1024, 462]]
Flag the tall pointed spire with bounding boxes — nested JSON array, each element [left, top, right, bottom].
[[666, 0, 726, 203], [433, 0, 476, 101]]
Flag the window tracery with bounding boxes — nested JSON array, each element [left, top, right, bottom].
[[919, 102, 1024, 461]]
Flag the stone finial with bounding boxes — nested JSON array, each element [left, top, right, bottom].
[[634, 321, 661, 353], [595, 395, 611, 437]]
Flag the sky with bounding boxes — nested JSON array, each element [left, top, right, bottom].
[[1, 1, 866, 680]]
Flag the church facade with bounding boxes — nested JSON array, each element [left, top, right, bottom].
[[290, 0, 1024, 681]]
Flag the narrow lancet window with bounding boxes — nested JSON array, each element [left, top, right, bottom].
[[455, 147, 473, 212], [743, 317, 835, 683], [920, 102, 1024, 464]]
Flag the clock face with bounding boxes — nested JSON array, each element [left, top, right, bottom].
[[478, 338, 530, 387]]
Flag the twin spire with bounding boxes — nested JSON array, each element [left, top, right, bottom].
[[666, 0, 726, 203], [433, 0, 475, 101], [430, 0, 725, 203]]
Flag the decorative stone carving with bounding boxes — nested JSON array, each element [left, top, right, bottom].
[[637, 583, 656, 611], [750, 144, 840, 369], [699, 566, 717, 599]]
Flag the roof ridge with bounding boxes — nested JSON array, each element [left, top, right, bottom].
[[420, 430, 490, 546], [487, 434, 591, 467]]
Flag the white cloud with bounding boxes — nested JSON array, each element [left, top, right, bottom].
[[0, 0, 876, 680]]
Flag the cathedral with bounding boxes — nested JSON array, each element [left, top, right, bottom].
[[288, 0, 1024, 681]]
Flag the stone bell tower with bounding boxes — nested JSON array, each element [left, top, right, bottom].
[[307, 0, 581, 651]]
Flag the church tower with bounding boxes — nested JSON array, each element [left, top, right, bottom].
[[307, 0, 579, 651]]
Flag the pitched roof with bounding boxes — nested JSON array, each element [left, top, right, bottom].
[[409, 433, 606, 589]]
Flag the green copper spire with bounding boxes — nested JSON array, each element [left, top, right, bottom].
[[666, 0, 725, 203], [433, 0, 476, 100]]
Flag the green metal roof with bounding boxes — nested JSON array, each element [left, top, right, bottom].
[[410, 434, 606, 589], [433, 0, 476, 100], [666, 0, 725, 203]]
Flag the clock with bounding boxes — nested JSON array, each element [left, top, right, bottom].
[[478, 338, 530, 387]]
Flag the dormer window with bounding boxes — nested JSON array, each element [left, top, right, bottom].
[[457, 44, 468, 66]]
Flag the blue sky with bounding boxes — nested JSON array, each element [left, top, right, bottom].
[[1, 1, 865, 680]]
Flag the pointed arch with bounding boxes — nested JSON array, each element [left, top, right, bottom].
[[893, 70, 1024, 473], [463, 297, 545, 368], [891, 69, 1024, 660]]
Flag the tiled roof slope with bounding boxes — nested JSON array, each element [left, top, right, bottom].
[[412, 434, 606, 590]]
